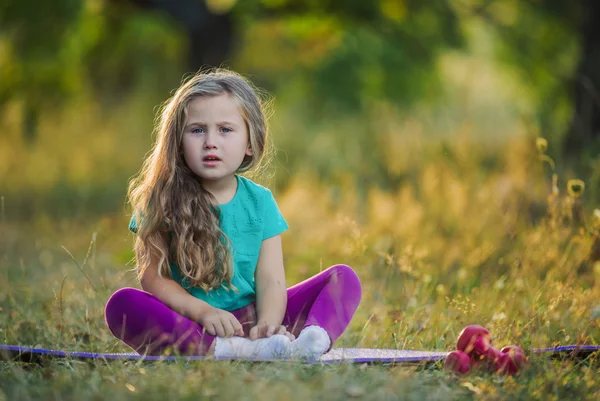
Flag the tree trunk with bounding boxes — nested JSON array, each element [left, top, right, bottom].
[[128, 0, 234, 69], [563, 0, 600, 157]]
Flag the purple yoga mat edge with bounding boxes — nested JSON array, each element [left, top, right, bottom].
[[2, 344, 599, 363]]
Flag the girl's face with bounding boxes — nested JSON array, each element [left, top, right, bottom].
[[182, 93, 252, 188]]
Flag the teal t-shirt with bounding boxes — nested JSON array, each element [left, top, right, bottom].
[[129, 175, 288, 311]]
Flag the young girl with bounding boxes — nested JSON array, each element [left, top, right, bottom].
[[104, 70, 362, 360]]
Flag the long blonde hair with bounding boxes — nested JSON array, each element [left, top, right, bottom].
[[128, 69, 270, 291]]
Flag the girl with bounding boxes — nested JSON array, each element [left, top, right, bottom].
[[104, 69, 362, 360]]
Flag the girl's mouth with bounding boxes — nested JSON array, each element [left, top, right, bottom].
[[202, 155, 221, 167]]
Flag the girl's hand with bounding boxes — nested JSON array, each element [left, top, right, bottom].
[[249, 323, 295, 341], [198, 306, 244, 338]]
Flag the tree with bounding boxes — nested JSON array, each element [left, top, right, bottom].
[[564, 0, 600, 158], [0, 0, 186, 142], [460, 0, 600, 159], [0, 0, 85, 142], [123, 0, 234, 68], [126, 0, 600, 160], [3, 0, 599, 161]]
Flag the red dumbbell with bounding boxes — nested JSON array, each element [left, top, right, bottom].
[[496, 346, 527, 375], [456, 325, 492, 360], [456, 325, 526, 375], [444, 350, 472, 374]]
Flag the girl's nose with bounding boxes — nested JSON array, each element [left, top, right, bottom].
[[203, 131, 217, 149]]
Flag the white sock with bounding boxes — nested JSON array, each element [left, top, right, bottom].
[[289, 326, 331, 360], [214, 334, 291, 359]]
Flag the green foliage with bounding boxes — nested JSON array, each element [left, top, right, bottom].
[[234, 0, 463, 115], [0, 0, 186, 141], [0, 0, 84, 140], [470, 0, 580, 144]]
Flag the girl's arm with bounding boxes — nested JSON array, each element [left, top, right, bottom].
[[140, 257, 209, 322], [140, 254, 243, 337], [250, 234, 290, 339]]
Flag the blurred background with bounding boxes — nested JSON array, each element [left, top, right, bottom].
[[2, 0, 599, 219], [1, 0, 600, 352]]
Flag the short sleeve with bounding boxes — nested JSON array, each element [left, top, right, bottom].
[[129, 213, 139, 234], [262, 190, 289, 240]]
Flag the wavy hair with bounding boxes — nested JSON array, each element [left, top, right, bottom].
[[128, 69, 271, 291]]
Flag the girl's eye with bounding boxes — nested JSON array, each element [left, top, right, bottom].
[[191, 127, 205, 134], [220, 127, 232, 133]]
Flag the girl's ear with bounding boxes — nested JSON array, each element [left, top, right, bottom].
[[245, 143, 253, 157]]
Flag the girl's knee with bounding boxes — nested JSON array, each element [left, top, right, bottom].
[[106, 288, 142, 311], [330, 264, 362, 293], [105, 288, 147, 329]]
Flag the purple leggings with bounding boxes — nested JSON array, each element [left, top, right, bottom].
[[105, 264, 361, 356]]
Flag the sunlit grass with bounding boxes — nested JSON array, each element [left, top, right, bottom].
[[2, 125, 600, 399]]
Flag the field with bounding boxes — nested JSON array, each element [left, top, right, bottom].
[[2, 122, 600, 400]]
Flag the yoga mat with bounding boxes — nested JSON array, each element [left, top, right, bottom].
[[2, 344, 598, 364]]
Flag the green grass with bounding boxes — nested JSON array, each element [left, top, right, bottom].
[[1, 136, 600, 400]]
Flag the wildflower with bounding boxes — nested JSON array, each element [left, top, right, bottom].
[[567, 179, 585, 198], [494, 277, 506, 290], [536, 137, 548, 153], [436, 284, 446, 296], [492, 312, 507, 321], [552, 174, 559, 196], [594, 261, 600, 277]]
